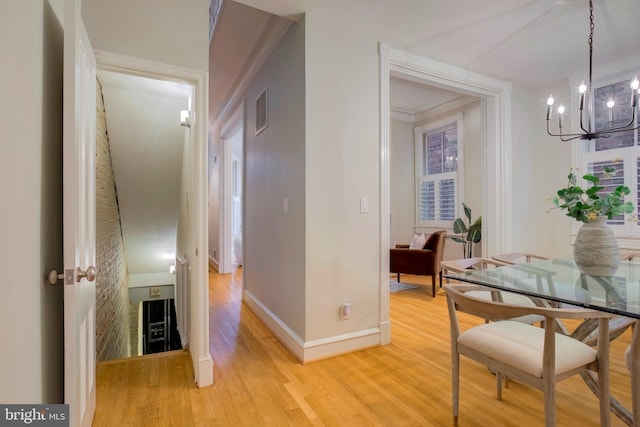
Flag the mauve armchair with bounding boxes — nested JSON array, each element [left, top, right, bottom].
[[390, 230, 446, 297]]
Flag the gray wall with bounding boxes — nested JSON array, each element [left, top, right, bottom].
[[244, 19, 306, 338]]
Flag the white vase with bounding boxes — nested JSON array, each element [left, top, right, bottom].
[[573, 215, 620, 276]]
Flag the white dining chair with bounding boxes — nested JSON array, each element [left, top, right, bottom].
[[444, 283, 612, 427]]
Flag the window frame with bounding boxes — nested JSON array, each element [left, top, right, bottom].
[[574, 69, 640, 245], [414, 113, 464, 229]]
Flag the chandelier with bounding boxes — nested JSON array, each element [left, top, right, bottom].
[[546, 0, 640, 141]]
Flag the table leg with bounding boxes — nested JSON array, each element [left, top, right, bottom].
[[632, 321, 640, 427]]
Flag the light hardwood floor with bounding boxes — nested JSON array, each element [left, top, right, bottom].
[[94, 269, 633, 426]]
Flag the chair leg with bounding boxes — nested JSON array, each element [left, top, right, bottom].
[[452, 353, 460, 426], [543, 373, 555, 427], [397, 273, 400, 282], [431, 275, 436, 297]]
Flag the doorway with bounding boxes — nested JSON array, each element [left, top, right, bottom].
[[91, 51, 213, 387], [379, 44, 513, 344], [220, 104, 245, 273], [95, 68, 191, 360]]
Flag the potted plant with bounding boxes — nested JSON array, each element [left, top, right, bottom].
[[551, 166, 634, 276], [552, 166, 634, 223], [452, 202, 481, 258]]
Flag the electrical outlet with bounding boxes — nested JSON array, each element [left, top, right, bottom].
[[341, 302, 352, 320]]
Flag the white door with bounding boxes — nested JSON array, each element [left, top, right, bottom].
[[63, 0, 97, 425]]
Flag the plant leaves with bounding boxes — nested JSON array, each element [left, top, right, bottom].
[[462, 202, 471, 222], [453, 218, 468, 234]]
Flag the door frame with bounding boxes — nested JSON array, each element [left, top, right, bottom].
[[378, 43, 513, 344], [219, 102, 245, 273], [94, 50, 213, 387]]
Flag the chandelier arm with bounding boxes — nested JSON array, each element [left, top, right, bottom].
[[606, 108, 637, 132], [592, 109, 639, 136], [603, 120, 640, 135], [547, 120, 589, 139], [560, 134, 585, 142], [579, 109, 592, 134]]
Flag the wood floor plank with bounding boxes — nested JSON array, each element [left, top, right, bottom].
[[94, 270, 632, 426]]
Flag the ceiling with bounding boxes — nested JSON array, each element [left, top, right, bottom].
[[210, 0, 640, 117]]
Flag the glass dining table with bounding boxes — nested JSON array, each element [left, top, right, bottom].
[[444, 257, 640, 426]]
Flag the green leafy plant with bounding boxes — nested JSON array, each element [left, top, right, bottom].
[[552, 166, 634, 223], [452, 202, 482, 258]]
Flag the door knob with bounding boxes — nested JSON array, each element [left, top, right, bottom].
[[46, 269, 64, 285], [77, 266, 96, 282]]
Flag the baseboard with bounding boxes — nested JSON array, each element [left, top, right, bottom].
[[208, 255, 219, 273], [243, 290, 305, 361], [379, 320, 391, 345], [243, 290, 382, 364], [196, 354, 214, 388], [302, 328, 381, 363]]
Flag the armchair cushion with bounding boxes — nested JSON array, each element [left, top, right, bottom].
[[409, 233, 427, 249]]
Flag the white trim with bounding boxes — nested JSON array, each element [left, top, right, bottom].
[[302, 328, 381, 363], [378, 43, 391, 345], [243, 289, 305, 360], [415, 95, 478, 123], [379, 43, 512, 342], [243, 290, 381, 363], [390, 108, 416, 122], [220, 102, 245, 274], [94, 50, 214, 388], [208, 255, 219, 273]]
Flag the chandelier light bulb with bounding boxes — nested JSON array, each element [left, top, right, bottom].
[[607, 99, 615, 109], [631, 77, 640, 91], [579, 82, 587, 93], [557, 105, 565, 114], [547, 96, 555, 106]]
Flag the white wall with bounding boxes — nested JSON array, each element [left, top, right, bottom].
[[304, 10, 380, 346], [0, 0, 64, 403], [510, 82, 573, 257], [389, 118, 414, 247]]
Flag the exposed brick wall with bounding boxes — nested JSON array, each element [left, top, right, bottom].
[[95, 79, 131, 361]]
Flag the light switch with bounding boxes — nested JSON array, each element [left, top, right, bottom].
[[360, 197, 369, 214], [283, 198, 289, 213]]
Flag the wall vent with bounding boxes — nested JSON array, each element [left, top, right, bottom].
[[255, 87, 268, 135]]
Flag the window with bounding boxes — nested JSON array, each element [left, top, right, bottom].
[[581, 76, 640, 237], [415, 113, 463, 227]]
